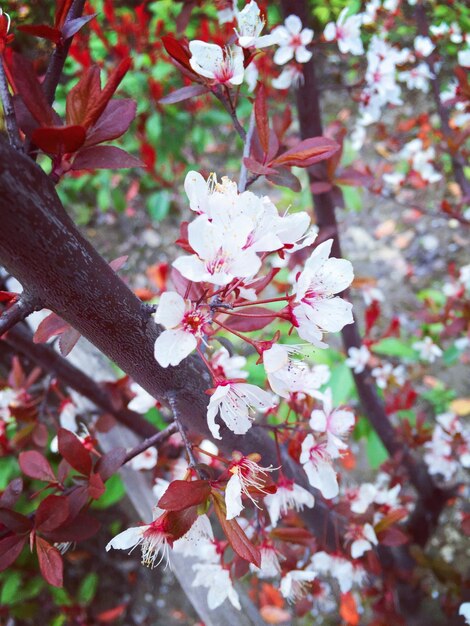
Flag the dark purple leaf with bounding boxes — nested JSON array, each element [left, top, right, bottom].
[[71, 146, 144, 171]]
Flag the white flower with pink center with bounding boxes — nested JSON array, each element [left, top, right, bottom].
[[224, 452, 275, 520], [154, 291, 209, 367], [272, 65, 304, 90], [300, 433, 339, 499], [189, 42, 244, 86], [280, 570, 316, 602], [264, 477, 315, 526], [309, 389, 355, 459], [206, 381, 274, 439], [129, 447, 158, 471], [413, 337, 442, 363], [348, 523, 378, 559], [250, 543, 282, 578], [263, 344, 330, 399], [398, 62, 434, 93], [235, 1, 278, 49], [173, 212, 261, 285], [210, 346, 247, 380], [106, 516, 171, 569], [273, 15, 314, 65], [324, 7, 364, 55], [345, 345, 371, 374], [128, 382, 156, 413], [292, 239, 354, 348], [413, 35, 434, 57]]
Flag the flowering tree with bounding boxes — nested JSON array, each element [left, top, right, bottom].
[[0, 0, 469, 624]]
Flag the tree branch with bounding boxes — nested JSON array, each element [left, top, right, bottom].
[[0, 56, 22, 151], [123, 423, 178, 464], [0, 293, 41, 337]]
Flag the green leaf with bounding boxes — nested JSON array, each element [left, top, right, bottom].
[[147, 190, 171, 222], [329, 363, 356, 405], [372, 338, 418, 360], [1, 571, 22, 605], [443, 345, 460, 366], [0, 457, 20, 490], [77, 572, 99, 605], [91, 474, 125, 510], [365, 429, 389, 469], [144, 408, 168, 430]]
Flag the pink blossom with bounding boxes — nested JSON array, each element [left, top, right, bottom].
[[264, 477, 315, 526], [224, 452, 276, 520], [300, 433, 339, 499], [189, 42, 244, 86], [324, 8, 364, 55], [309, 389, 355, 459], [273, 15, 313, 65]]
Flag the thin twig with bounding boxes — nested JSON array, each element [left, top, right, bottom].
[[212, 88, 246, 141], [0, 293, 41, 337], [0, 56, 22, 152], [123, 423, 178, 464], [167, 391, 202, 475], [239, 108, 256, 193]]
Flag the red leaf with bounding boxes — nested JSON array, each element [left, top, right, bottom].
[[36, 536, 63, 587], [58, 429, 92, 476], [377, 526, 409, 546], [161, 35, 193, 73], [55, 0, 74, 29], [158, 480, 211, 511], [17, 24, 62, 44], [212, 494, 261, 567], [109, 256, 128, 272], [88, 472, 106, 500], [310, 181, 333, 194], [270, 137, 339, 168], [19, 450, 56, 482], [266, 167, 301, 192], [0, 478, 23, 508], [71, 145, 143, 171], [66, 66, 101, 127], [255, 84, 269, 154], [45, 511, 100, 542], [0, 535, 27, 571], [33, 312, 69, 344], [10, 53, 59, 127], [0, 509, 33, 534], [159, 84, 209, 105], [35, 495, 70, 532], [96, 447, 126, 482], [243, 157, 277, 176], [32, 125, 86, 155], [61, 14, 96, 39], [269, 527, 313, 546], [224, 307, 277, 332], [84, 99, 136, 147], [340, 592, 359, 626], [97, 604, 127, 623], [58, 327, 81, 356], [164, 508, 198, 543]]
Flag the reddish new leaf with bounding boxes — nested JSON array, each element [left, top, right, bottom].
[[159, 84, 209, 105], [35, 495, 70, 533], [0, 509, 33, 534], [61, 14, 96, 39], [270, 137, 339, 168], [71, 146, 143, 171], [243, 157, 277, 176], [266, 167, 302, 192], [224, 307, 277, 332], [55, 0, 74, 29], [0, 478, 23, 508], [46, 511, 100, 542], [36, 536, 63, 587], [158, 480, 211, 511], [270, 527, 313, 546], [19, 450, 56, 482], [161, 35, 193, 73], [212, 494, 261, 567], [255, 84, 269, 154], [34, 312, 69, 344], [84, 99, 137, 147], [164, 507, 198, 542], [32, 125, 86, 155], [58, 327, 81, 356], [17, 24, 62, 44], [10, 53, 58, 127], [58, 428, 92, 476], [377, 526, 409, 546], [0, 535, 27, 571], [88, 472, 106, 500], [66, 66, 101, 127], [109, 256, 128, 272]]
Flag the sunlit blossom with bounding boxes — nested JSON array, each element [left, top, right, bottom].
[[189, 41, 244, 86], [224, 452, 276, 520]]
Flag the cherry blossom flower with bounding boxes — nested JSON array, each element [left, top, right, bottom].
[[128, 382, 155, 413], [300, 433, 339, 499], [173, 213, 262, 286], [400, 139, 441, 183], [383, 171, 406, 191], [224, 452, 275, 520], [280, 570, 316, 602], [154, 291, 209, 367], [192, 562, 241, 610], [189, 42, 244, 86], [311, 551, 365, 593], [244, 60, 259, 92], [348, 523, 378, 558], [424, 426, 458, 480], [361, 0, 380, 26], [460, 602, 470, 625], [235, 1, 277, 49], [371, 363, 405, 389], [210, 347, 247, 380], [250, 543, 282, 578], [272, 15, 313, 65], [264, 477, 315, 526], [345, 345, 371, 374], [398, 62, 434, 93], [324, 8, 364, 56], [172, 514, 215, 558], [106, 515, 171, 569], [206, 381, 274, 439], [458, 46, 470, 68], [129, 447, 158, 471], [263, 344, 330, 399], [309, 389, 355, 459], [362, 285, 384, 306], [413, 35, 434, 57], [272, 65, 304, 90], [291, 239, 354, 348], [413, 337, 442, 363]]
